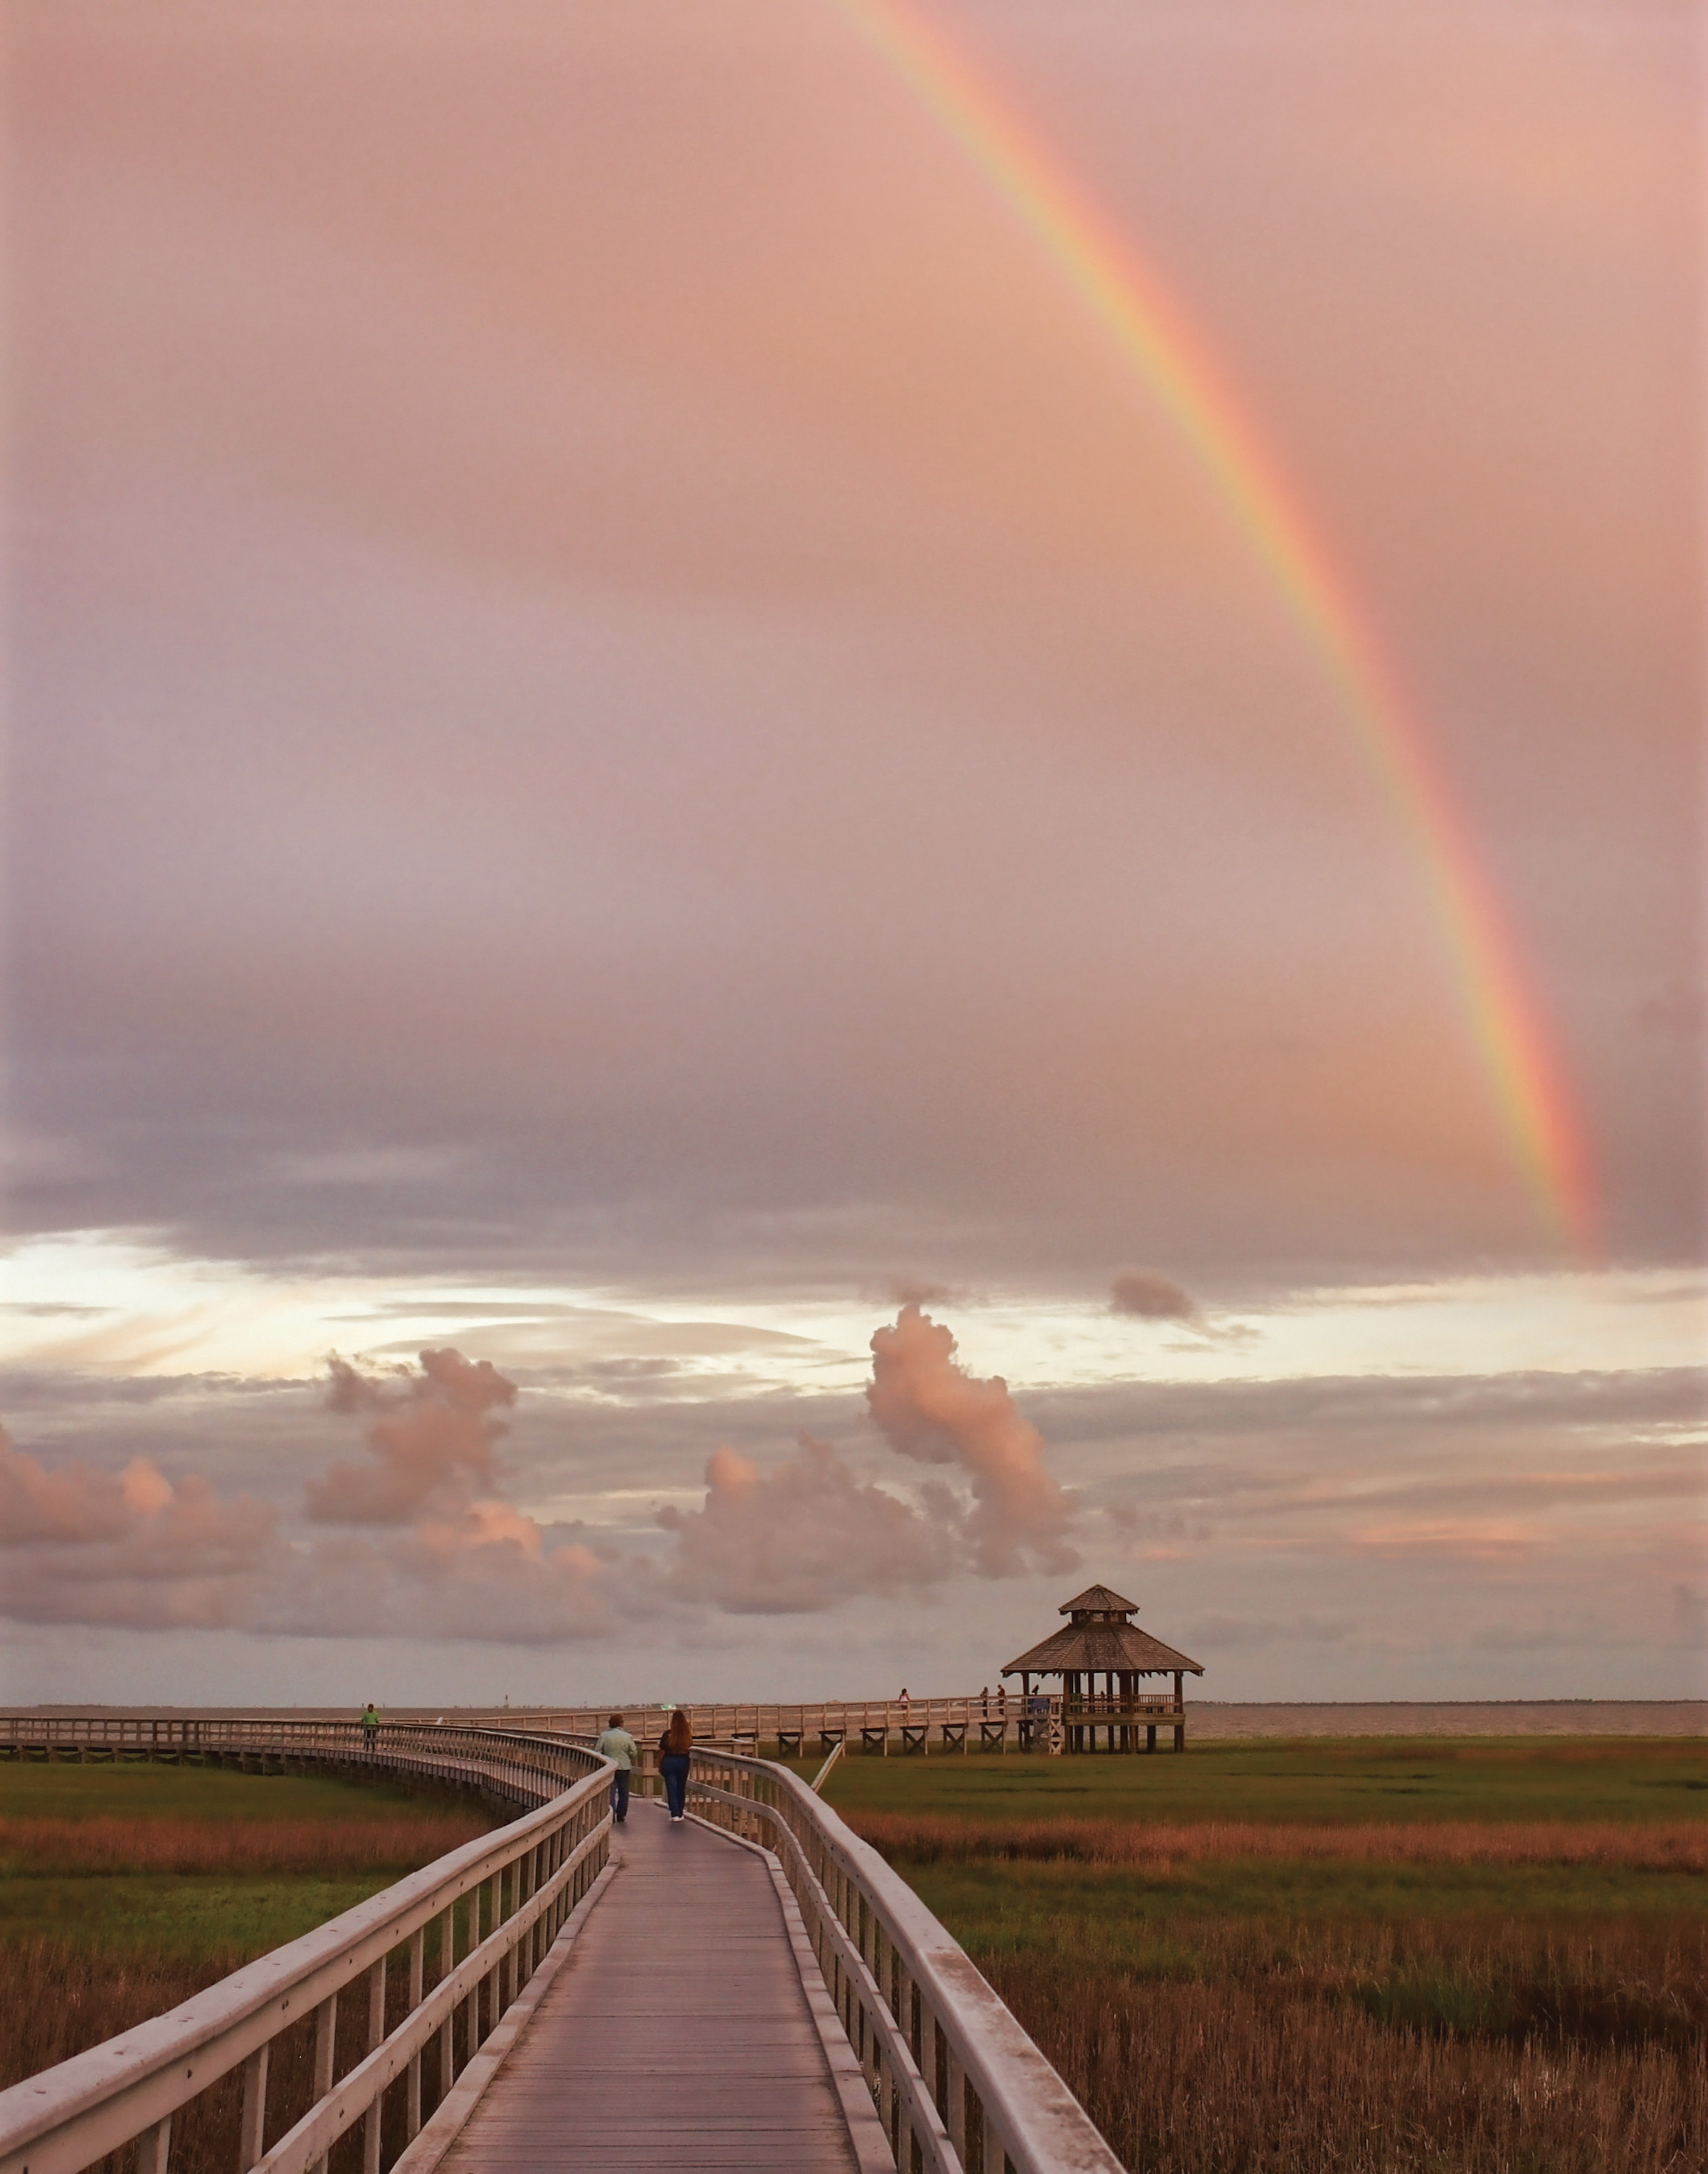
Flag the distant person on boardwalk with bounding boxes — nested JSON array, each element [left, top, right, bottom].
[[595, 1712, 639, 1825], [360, 1703, 379, 1755], [898, 1687, 910, 1718], [659, 1708, 693, 1823]]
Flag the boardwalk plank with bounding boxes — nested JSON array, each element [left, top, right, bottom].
[[439, 1805, 862, 2174]]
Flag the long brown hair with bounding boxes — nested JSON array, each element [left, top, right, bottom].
[[664, 1708, 693, 1755]]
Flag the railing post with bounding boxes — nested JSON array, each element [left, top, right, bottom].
[[437, 1905, 456, 2093], [308, 1992, 337, 2174], [461, 1886, 476, 2063], [137, 2114, 171, 2174], [362, 1957, 385, 2174], [407, 1927, 425, 2138], [944, 2039, 967, 2160], [238, 2045, 268, 2172]]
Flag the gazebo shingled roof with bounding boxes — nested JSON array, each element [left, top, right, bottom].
[[1002, 1585, 1204, 1679]]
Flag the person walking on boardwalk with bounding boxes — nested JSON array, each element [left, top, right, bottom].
[[595, 1711, 639, 1824], [360, 1702, 379, 1755], [658, 1707, 693, 1823]]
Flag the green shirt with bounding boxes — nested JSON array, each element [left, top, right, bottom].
[[596, 1727, 639, 1771]]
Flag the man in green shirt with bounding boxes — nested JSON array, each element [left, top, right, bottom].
[[594, 1711, 639, 1824], [360, 1703, 379, 1756]]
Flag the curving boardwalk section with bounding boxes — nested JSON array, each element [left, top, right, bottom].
[[440, 1804, 862, 2173], [0, 1715, 1128, 2174]]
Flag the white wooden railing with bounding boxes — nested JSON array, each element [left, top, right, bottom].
[[0, 1720, 613, 2174], [0, 1714, 1129, 2174], [684, 1746, 1125, 2174]]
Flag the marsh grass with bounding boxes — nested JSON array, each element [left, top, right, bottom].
[[848, 1812, 1708, 1873], [1, 1929, 473, 2174], [937, 1888, 1708, 2169], [847, 1743, 1707, 2171], [0, 1814, 492, 1879], [808, 1737, 1708, 1830], [0, 1759, 500, 2174], [985, 1954, 1707, 2174]]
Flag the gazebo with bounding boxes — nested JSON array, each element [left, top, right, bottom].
[[1002, 1583, 1204, 1752]]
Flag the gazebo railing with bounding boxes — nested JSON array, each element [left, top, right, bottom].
[[1055, 1694, 1183, 1719], [0, 1723, 614, 2174], [684, 1747, 1124, 2174]]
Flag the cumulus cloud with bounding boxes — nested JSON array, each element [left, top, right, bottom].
[[308, 1349, 516, 1524], [866, 1305, 1077, 1577], [0, 1355, 626, 1644], [258, 1523, 626, 1645], [0, 1432, 139, 1541], [658, 1434, 953, 1613], [0, 1425, 276, 1627], [287, 1350, 624, 1638], [1110, 1268, 1198, 1321]]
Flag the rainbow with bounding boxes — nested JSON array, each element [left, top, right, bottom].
[[834, 0, 1598, 1252]]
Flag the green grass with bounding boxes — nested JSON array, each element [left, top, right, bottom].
[[904, 1857, 1706, 1969], [0, 1763, 493, 1960], [0, 1761, 463, 1824], [798, 1735, 1708, 1826], [0, 1874, 400, 1957]]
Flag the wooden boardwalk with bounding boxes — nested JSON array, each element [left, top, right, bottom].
[[439, 1801, 866, 2173]]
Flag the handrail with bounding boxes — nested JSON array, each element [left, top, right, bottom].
[[0, 1720, 615, 2174], [419, 1691, 1185, 1748], [685, 1747, 1123, 2174]]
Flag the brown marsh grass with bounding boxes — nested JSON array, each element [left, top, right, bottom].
[[866, 1805, 1708, 2170], [850, 1812, 1708, 1873], [0, 1800, 497, 2174], [988, 1951, 1708, 2174], [0, 1814, 491, 1879], [0, 1935, 469, 2174]]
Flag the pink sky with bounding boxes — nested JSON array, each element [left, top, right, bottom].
[[1, 0, 1701, 1703]]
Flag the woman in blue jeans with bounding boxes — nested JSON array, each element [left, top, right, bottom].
[[658, 1707, 693, 1821]]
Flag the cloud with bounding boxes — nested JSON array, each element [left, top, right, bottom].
[[658, 1434, 953, 1614], [0, 1357, 625, 1643], [257, 1524, 627, 1646], [1110, 1269, 1198, 1321], [1187, 1612, 1355, 1649], [0, 1425, 277, 1627], [307, 1350, 517, 1524], [0, 1431, 139, 1542], [866, 1305, 1077, 1578], [885, 1278, 957, 1309]]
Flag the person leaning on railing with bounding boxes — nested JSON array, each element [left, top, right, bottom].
[[658, 1707, 693, 1822], [360, 1702, 379, 1754], [594, 1711, 639, 1825]]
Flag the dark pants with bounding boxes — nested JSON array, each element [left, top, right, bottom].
[[610, 1769, 630, 1823], [660, 1752, 689, 1819]]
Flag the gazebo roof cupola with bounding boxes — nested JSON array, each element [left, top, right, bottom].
[[1059, 1585, 1139, 1624], [1003, 1585, 1204, 1680]]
